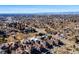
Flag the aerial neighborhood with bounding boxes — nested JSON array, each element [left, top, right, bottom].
[[0, 14, 79, 54]]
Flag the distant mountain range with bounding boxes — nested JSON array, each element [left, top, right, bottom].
[[0, 12, 79, 16], [33, 12, 79, 15]]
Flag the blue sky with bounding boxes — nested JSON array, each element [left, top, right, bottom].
[[0, 5, 79, 14]]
